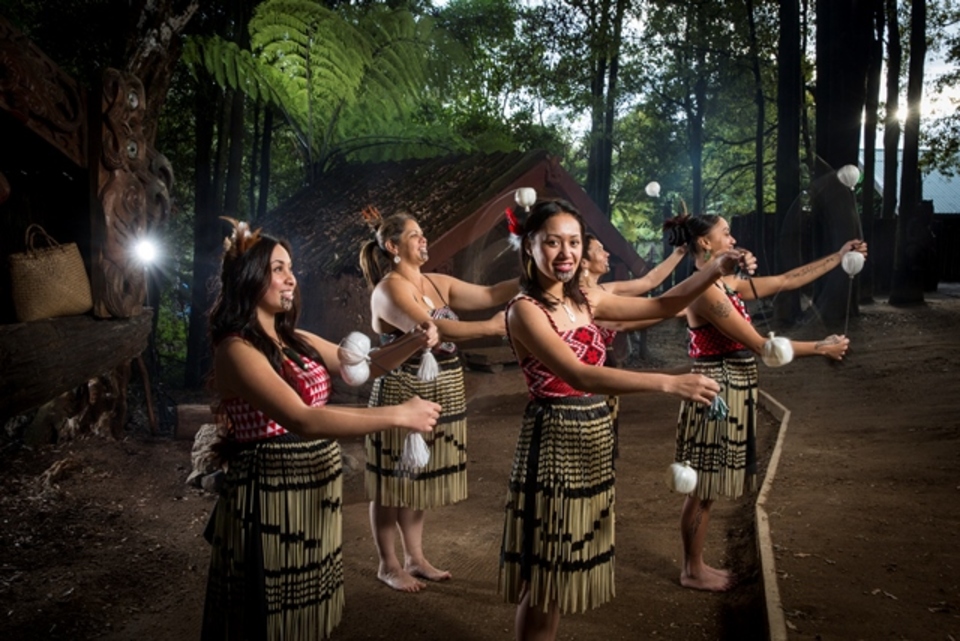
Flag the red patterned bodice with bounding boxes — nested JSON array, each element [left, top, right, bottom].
[[221, 352, 331, 442], [687, 282, 751, 358], [506, 295, 607, 399]]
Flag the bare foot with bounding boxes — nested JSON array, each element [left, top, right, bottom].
[[406, 559, 452, 582], [704, 563, 736, 582], [378, 567, 426, 593], [680, 569, 735, 592]]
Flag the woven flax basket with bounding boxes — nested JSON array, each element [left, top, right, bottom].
[[8, 224, 93, 322]]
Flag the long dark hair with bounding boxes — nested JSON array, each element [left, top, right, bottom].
[[208, 233, 321, 374], [663, 213, 720, 258], [517, 199, 587, 311], [359, 212, 416, 289]]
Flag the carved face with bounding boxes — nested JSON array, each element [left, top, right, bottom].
[[528, 213, 582, 285]]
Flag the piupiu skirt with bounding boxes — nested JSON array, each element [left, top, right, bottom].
[[675, 350, 759, 501], [500, 395, 616, 614], [364, 352, 467, 509], [202, 434, 344, 641]]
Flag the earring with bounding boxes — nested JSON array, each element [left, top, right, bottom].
[[393, 255, 401, 265], [525, 256, 534, 280], [703, 249, 712, 262]]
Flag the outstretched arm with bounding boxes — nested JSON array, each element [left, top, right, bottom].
[[689, 286, 850, 361], [214, 338, 440, 438], [373, 278, 506, 342], [741, 240, 867, 300], [508, 299, 720, 403], [589, 250, 741, 323], [443, 274, 520, 310], [605, 246, 687, 297]]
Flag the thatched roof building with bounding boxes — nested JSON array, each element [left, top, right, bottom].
[[261, 149, 649, 347]]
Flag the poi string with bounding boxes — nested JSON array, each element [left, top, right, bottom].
[[841, 250, 865, 335], [338, 330, 437, 470]]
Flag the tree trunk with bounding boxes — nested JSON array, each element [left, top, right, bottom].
[[746, 0, 764, 239], [223, 89, 246, 217], [775, 0, 803, 323], [184, 81, 220, 389], [257, 107, 274, 221], [688, 10, 708, 213], [814, 0, 872, 325], [889, 0, 927, 306], [860, 0, 885, 302], [882, 0, 902, 221], [248, 100, 261, 220]]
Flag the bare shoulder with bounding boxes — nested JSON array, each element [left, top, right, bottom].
[[506, 296, 545, 325], [294, 328, 328, 352]]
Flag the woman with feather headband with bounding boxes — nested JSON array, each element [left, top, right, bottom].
[[202, 218, 440, 640]]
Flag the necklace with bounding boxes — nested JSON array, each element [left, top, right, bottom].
[[273, 336, 307, 370], [544, 291, 577, 322], [391, 271, 435, 310]]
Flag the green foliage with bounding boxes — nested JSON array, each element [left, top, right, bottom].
[[182, 0, 468, 175]]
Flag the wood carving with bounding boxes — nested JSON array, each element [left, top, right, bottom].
[[0, 15, 87, 167], [93, 68, 173, 318]]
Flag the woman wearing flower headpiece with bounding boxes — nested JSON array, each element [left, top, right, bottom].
[[202, 218, 441, 640], [662, 212, 865, 592], [359, 211, 519, 592], [500, 199, 746, 640]]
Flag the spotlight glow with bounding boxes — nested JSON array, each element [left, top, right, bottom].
[[135, 239, 158, 264]]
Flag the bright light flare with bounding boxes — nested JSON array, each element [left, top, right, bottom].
[[134, 239, 159, 264]]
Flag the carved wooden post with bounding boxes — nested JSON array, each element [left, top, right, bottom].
[[92, 68, 174, 320]]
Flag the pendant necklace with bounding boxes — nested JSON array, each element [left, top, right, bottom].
[[544, 291, 577, 323], [392, 270, 435, 310]]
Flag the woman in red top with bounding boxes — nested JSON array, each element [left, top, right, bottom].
[[202, 219, 440, 640], [501, 199, 744, 641], [663, 212, 866, 592]]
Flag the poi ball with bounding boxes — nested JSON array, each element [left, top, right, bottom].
[[340, 361, 370, 386], [837, 164, 860, 189], [841, 251, 865, 276], [761, 332, 795, 368], [645, 181, 661, 198], [514, 187, 537, 209], [665, 460, 698, 494], [338, 331, 371, 366]]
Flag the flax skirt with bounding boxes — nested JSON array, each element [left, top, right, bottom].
[[500, 395, 616, 614], [675, 350, 759, 502], [202, 434, 344, 641], [364, 352, 467, 509]]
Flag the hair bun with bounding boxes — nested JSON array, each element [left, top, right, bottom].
[[663, 214, 691, 247]]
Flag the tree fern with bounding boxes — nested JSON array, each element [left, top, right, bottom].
[[183, 0, 467, 178]]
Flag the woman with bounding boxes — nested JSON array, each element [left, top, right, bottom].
[[501, 199, 744, 640], [663, 212, 866, 592], [581, 233, 688, 297], [580, 235, 688, 460], [359, 212, 519, 593], [202, 219, 441, 640]]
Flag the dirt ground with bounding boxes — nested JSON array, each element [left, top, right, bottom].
[[1, 286, 958, 641]]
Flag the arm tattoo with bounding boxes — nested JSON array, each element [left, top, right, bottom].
[[785, 255, 839, 280]]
